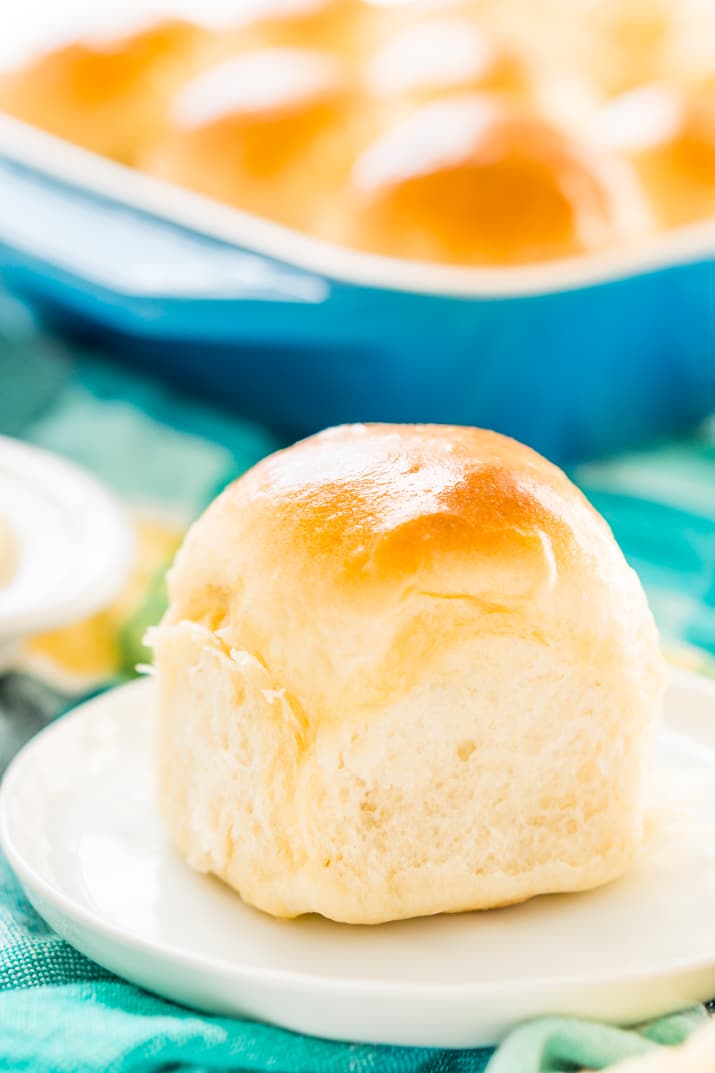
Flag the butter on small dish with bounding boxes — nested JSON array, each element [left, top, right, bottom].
[[0, 514, 17, 589], [0, 436, 133, 646]]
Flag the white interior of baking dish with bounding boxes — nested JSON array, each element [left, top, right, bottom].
[[0, 115, 714, 299]]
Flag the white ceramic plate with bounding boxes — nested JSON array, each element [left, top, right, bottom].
[[2, 672, 715, 1048], [0, 436, 133, 653]]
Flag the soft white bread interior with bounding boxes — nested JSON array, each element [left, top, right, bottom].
[[151, 423, 664, 924]]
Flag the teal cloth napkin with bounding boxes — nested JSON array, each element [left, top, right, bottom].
[[0, 827, 709, 1073], [487, 1008, 709, 1073], [1, 293, 714, 1071], [0, 983, 706, 1073], [0, 836, 708, 1073]]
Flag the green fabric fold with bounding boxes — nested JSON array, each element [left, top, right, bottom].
[[486, 1008, 708, 1073]]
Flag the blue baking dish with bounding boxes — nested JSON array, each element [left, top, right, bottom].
[[0, 116, 714, 463]]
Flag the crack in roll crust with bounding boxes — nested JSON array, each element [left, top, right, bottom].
[[152, 424, 664, 924]]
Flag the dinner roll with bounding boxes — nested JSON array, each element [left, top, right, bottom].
[[593, 83, 715, 228], [0, 19, 211, 163], [381, 2, 601, 130], [474, 0, 675, 95], [328, 94, 650, 265], [141, 48, 363, 229], [581, 0, 677, 94], [151, 423, 664, 925], [366, 15, 529, 109], [218, 0, 374, 62], [661, 3, 715, 93]]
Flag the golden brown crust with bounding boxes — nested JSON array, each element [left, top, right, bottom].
[[594, 83, 715, 228], [334, 95, 648, 265], [217, 0, 376, 60], [233, 423, 573, 572], [140, 48, 364, 229], [168, 423, 636, 629], [0, 19, 210, 162]]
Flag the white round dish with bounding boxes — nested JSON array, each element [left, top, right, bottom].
[[0, 435, 133, 649], [2, 671, 715, 1048]]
